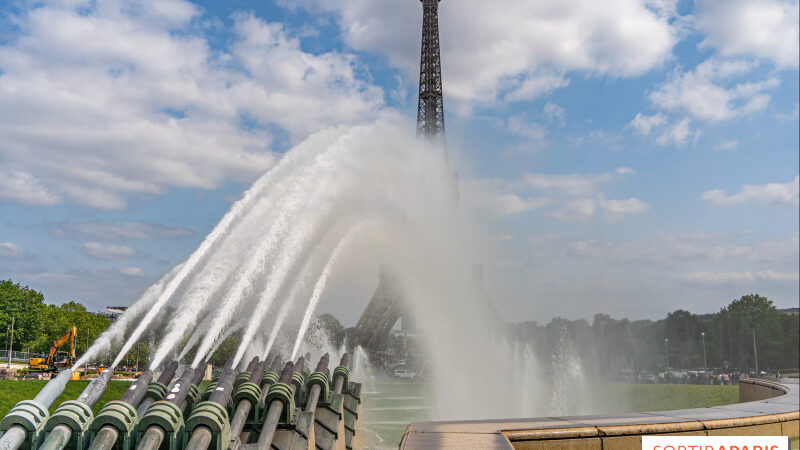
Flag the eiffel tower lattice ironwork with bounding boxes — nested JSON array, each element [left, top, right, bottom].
[[352, 0, 449, 364], [416, 0, 446, 146]]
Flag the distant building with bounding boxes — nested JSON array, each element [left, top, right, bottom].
[[101, 306, 128, 322]]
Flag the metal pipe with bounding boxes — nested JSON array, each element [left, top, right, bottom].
[[38, 368, 117, 450], [207, 367, 235, 405], [34, 369, 74, 406], [245, 357, 259, 373], [183, 363, 237, 449], [86, 427, 118, 450], [229, 361, 267, 439], [334, 354, 348, 394], [0, 369, 75, 450], [136, 361, 179, 417], [0, 426, 26, 450], [157, 361, 180, 385], [77, 368, 116, 408], [35, 425, 70, 450], [88, 369, 154, 450], [120, 370, 154, 406], [258, 355, 283, 406], [135, 426, 164, 450], [0, 364, 99, 450], [304, 354, 330, 412], [256, 362, 294, 450], [191, 362, 207, 386], [135, 368, 194, 450], [249, 361, 267, 385], [228, 401, 251, 441], [258, 401, 283, 450], [269, 355, 281, 374], [184, 426, 213, 450]]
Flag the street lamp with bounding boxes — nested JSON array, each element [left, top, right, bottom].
[[701, 332, 707, 369], [664, 338, 669, 371]]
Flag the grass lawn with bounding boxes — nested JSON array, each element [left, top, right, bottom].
[[0, 379, 132, 418], [596, 383, 739, 413]]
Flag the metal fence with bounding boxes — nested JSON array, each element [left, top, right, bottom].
[[0, 350, 40, 362]]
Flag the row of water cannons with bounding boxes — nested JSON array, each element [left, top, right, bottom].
[[0, 353, 362, 450]]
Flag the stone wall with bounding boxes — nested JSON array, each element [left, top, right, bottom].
[[400, 379, 799, 449]]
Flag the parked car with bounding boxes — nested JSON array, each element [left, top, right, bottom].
[[393, 368, 416, 380]]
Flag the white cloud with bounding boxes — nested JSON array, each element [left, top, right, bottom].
[[702, 176, 799, 207], [120, 267, 145, 276], [505, 74, 570, 102], [713, 140, 739, 151], [0, 0, 383, 209], [655, 117, 693, 146], [683, 271, 755, 284], [684, 270, 799, 285], [756, 270, 800, 282], [649, 59, 779, 122], [506, 116, 546, 141], [598, 196, 650, 215], [282, 0, 679, 106], [615, 167, 636, 175], [50, 221, 194, 241], [461, 179, 550, 217], [695, 0, 799, 69], [551, 199, 596, 221], [463, 167, 641, 220], [522, 172, 612, 196], [0, 171, 60, 206], [543, 102, 566, 124], [0, 242, 23, 258], [81, 242, 139, 260], [570, 232, 798, 266], [628, 112, 665, 135]]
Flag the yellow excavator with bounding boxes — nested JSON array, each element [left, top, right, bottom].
[[29, 325, 77, 373]]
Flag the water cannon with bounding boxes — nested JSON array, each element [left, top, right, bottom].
[[260, 355, 282, 390], [333, 354, 349, 394], [228, 359, 267, 442], [182, 363, 209, 416], [291, 357, 307, 406], [137, 361, 179, 417], [233, 357, 259, 391], [135, 367, 195, 450], [88, 369, 155, 450], [38, 368, 116, 450], [257, 362, 295, 448], [0, 370, 75, 450], [182, 364, 236, 450], [305, 354, 331, 413]]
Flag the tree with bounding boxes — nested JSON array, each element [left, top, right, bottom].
[[0, 280, 47, 350]]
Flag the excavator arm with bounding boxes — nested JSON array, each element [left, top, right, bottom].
[[46, 326, 77, 366]]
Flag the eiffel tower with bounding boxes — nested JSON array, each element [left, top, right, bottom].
[[352, 0, 447, 365]]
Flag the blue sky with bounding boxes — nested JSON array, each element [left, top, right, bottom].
[[0, 0, 797, 324]]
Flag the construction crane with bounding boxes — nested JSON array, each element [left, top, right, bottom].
[[29, 325, 77, 373]]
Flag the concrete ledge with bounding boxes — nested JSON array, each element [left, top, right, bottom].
[[400, 380, 799, 449]]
